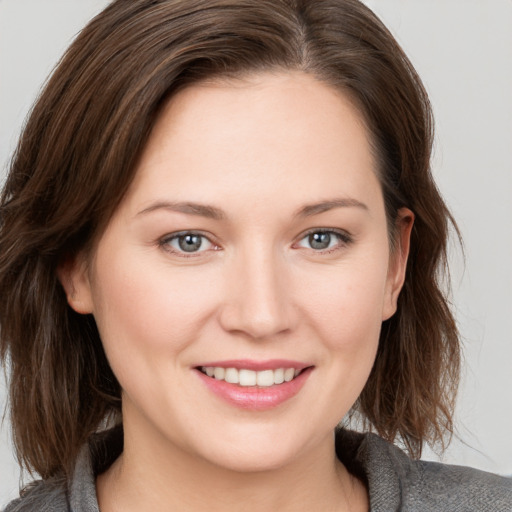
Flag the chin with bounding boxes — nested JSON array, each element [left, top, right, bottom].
[[191, 427, 316, 474], [206, 447, 296, 474]]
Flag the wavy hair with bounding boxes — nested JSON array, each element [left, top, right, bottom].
[[0, 0, 460, 479]]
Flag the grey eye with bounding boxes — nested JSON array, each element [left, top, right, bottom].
[[308, 232, 332, 250], [164, 232, 214, 254], [296, 230, 351, 252], [178, 234, 204, 252]]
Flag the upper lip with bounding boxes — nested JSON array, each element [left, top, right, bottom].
[[194, 359, 312, 371]]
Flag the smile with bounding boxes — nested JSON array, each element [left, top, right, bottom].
[[199, 366, 302, 387], [194, 361, 313, 410]]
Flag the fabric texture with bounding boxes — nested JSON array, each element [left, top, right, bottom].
[[3, 428, 511, 511]]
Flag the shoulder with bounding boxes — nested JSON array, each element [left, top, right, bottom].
[[412, 457, 512, 511], [336, 429, 512, 512], [365, 433, 512, 512], [2, 477, 68, 512], [3, 427, 121, 512]]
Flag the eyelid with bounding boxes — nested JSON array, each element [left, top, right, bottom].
[[293, 227, 353, 252], [158, 230, 220, 257], [157, 227, 352, 257]]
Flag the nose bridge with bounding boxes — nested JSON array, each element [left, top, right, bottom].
[[219, 240, 294, 339]]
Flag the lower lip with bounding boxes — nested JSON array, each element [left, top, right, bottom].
[[195, 367, 313, 411]]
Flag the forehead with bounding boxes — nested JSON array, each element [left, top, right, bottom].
[[122, 71, 381, 217]]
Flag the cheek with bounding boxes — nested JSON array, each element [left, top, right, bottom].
[[88, 249, 220, 379], [287, 256, 389, 425], [297, 254, 389, 350], [313, 280, 384, 379]]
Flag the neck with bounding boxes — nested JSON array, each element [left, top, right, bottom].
[[97, 419, 368, 512]]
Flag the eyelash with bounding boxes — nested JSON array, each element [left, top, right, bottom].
[[294, 228, 353, 254], [158, 228, 353, 258], [159, 231, 218, 258]]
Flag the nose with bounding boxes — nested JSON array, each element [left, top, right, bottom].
[[218, 246, 297, 340]]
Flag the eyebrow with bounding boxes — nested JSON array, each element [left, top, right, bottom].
[[137, 201, 226, 220], [136, 197, 368, 220], [296, 198, 368, 217]]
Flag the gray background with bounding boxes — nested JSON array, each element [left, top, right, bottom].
[[1, 0, 511, 502]]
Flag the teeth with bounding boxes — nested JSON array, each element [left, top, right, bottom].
[[274, 368, 284, 384], [256, 369, 274, 387], [213, 367, 225, 380], [201, 366, 302, 387], [224, 367, 238, 384], [239, 369, 256, 386], [284, 368, 295, 382]]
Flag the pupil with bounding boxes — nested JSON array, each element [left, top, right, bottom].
[[309, 232, 331, 250], [179, 234, 202, 252]]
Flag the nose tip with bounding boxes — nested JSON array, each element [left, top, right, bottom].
[[218, 259, 296, 340], [222, 310, 289, 340]]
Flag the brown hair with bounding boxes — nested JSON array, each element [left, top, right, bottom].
[[0, 0, 460, 479]]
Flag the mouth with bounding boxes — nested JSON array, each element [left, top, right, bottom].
[[197, 366, 306, 387], [194, 360, 314, 410]]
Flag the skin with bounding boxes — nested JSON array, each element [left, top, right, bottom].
[[61, 71, 413, 511]]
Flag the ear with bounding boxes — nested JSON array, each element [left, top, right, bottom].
[[56, 252, 94, 314], [382, 207, 414, 321]]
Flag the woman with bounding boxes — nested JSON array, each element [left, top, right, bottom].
[[1, 0, 510, 510]]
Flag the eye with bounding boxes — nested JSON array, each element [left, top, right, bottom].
[[295, 229, 352, 252], [160, 231, 215, 255]]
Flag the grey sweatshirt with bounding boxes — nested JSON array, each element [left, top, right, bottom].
[[3, 428, 511, 511]]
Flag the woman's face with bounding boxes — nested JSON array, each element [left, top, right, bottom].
[[65, 71, 411, 472]]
